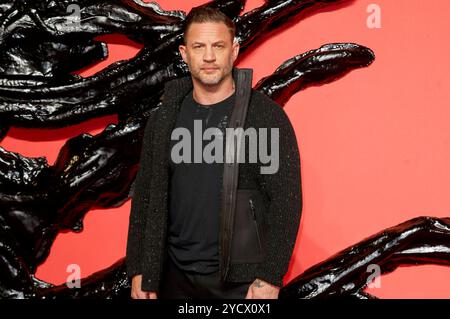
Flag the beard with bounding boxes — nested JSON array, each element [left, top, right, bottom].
[[191, 64, 232, 87]]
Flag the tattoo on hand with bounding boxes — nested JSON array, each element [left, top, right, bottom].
[[254, 279, 264, 288]]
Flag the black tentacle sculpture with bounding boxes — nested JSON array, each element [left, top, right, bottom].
[[0, 0, 445, 300], [33, 217, 450, 299], [280, 216, 450, 299], [0, 0, 354, 128]]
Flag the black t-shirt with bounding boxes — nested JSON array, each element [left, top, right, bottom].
[[168, 89, 235, 273]]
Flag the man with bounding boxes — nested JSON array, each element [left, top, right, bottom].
[[126, 7, 302, 299]]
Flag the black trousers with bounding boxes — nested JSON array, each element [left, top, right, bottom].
[[159, 256, 252, 299]]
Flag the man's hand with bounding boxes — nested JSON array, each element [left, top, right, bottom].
[[131, 275, 158, 299], [245, 278, 280, 299]]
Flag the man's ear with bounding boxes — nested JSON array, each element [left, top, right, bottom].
[[232, 39, 240, 61], [179, 44, 187, 63]]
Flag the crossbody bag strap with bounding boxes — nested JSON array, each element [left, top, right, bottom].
[[220, 68, 253, 281]]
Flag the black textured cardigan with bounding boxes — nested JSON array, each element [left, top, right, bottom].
[[126, 68, 303, 292]]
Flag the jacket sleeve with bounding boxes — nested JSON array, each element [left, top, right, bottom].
[[125, 112, 155, 279], [255, 98, 303, 288]]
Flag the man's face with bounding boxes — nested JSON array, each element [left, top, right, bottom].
[[179, 21, 239, 87]]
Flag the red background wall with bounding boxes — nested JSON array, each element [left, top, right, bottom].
[[2, 0, 449, 298]]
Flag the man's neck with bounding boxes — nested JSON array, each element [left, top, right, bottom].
[[192, 75, 235, 106]]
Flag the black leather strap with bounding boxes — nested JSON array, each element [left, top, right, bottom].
[[220, 68, 253, 281]]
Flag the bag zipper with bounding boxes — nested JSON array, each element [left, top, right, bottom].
[[249, 198, 262, 251]]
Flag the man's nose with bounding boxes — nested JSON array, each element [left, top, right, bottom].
[[203, 46, 216, 61]]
